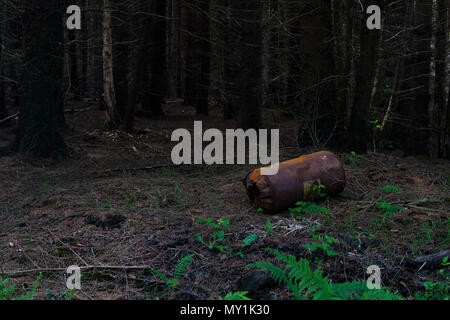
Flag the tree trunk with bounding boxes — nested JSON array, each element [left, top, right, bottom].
[[295, 0, 336, 147], [430, 0, 448, 157], [142, 0, 166, 118], [183, 2, 198, 109], [196, 0, 211, 115], [409, 0, 433, 155], [380, 1, 414, 136], [0, 6, 6, 123], [86, 0, 97, 99], [222, 0, 236, 120], [445, 80, 450, 158], [103, 0, 119, 129], [168, 0, 182, 99], [237, 0, 263, 130], [348, 0, 382, 153], [124, 0, 152, 132], [11, 0, 67, 158]]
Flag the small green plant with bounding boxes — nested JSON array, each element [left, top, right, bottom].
[[236, 234, 258, 258], [247, 249, 403, 300], [415, 257, 449, 300], [439, 256, 449, 274], [375, 201, 403, 216], [422, 281, 449, 300], [304, 234, 339, 257], [346, 151, 363, 167], [379, 185, 400, 193], [265, 219, 274, 235], [0, 273, 42, 300], [150, 254, 195, 295], [46, 288, 76, 301], [103, 199, 112, 209], [219, 291, 251, 300], [373, 198, 404, 231], [123, 190, 138, 210], [289, 201, 329, 220], [312, 183, 327, 198], [257, 208, 264, 215], [194, 218, 231, 252]]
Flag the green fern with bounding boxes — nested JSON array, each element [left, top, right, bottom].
[[151, 254, 195, 291], [0, 279, 16, 300], [219, 291, 252, 300], [0, 273, 41, 300], [173, 254, 195, 279], [332, 281, 402, 300], [247, 249, 404, 300]]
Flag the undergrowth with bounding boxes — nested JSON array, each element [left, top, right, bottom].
[[247, 249, 404, 300]]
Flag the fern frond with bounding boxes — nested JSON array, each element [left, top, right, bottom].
[[219, 291, 252, 300], [246, 261, 289, 285], [332, 281, 404, 300], [150, 268, 170, 285], [249, 249, 405, 300], [173, 254, 195, 279]]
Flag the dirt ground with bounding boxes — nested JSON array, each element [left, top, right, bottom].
[[0, 102, 449, 300]]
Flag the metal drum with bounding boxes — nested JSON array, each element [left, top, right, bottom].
[[244, 151, 346, 214]]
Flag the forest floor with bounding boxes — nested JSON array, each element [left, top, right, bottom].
[[0, 102, 449, 300]]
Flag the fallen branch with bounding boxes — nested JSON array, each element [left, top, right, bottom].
[[94, 164, 181, 175], [414, 250, 450, 269], [2, 265, 154, 277]]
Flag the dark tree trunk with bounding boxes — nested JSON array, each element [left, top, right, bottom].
[[183, 3, 198, 109], [113, 0, 130, 119], [11, 0, 67, 158], [103, 0, 120, 129], [445, 80, 450, 158], [0, 11, 6, 123], [124, 1, 152, 132], [431, 0, 448, 157], [168, 0, 182, 99], [222, 0, 236, 120], [408, 0, 433, 155], [348, 0, 382, 153], [340, 0, 354, 136], [142, 0, 167, 118], [196, 0, 211, 115], [237, 0, 263, 130]]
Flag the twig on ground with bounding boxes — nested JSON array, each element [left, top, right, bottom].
[[3, 265, 155, 277]]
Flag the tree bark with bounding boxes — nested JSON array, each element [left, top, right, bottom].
[[0, 5, 6, 123], [430, 0, 448, 157], [142, 0, 167, 118], [196, 0, 211, 115], [124, 0, 152, 132], [348, 0, 382, 153], [409, 0, 433, 155], [237, 0, 263, 130], [103, 0, 119, 129], [11, 0, 67, 158]]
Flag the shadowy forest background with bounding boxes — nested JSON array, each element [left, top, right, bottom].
[[0, 0, 448, 158], [0, 0, 449, 301]]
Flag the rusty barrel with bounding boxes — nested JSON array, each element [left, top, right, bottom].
[[243, 151, 345, 214]]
